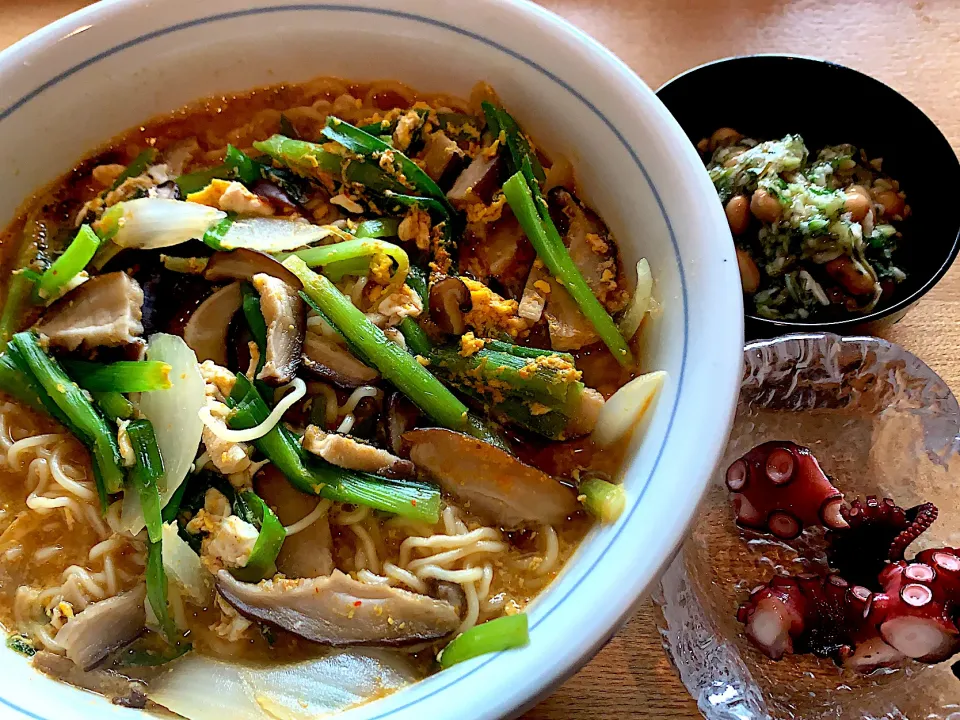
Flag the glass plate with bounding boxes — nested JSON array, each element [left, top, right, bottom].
[[653, 333, 960, 720]]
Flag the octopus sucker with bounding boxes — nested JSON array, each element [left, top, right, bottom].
[[726, 440, 960, 673], [724, 441, 847, 539]]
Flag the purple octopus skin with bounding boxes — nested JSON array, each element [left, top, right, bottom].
[[729, 440, 960, 674], [827, 496, 937, 589], [725, 440, 848, 540]]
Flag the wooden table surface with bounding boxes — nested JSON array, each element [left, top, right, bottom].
[[3, 1, 960, 718]]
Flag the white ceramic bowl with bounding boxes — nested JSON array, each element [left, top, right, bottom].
[[0, 1, 743, 718]]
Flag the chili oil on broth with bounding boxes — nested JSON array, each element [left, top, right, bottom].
[[0, 74, 647, 708]]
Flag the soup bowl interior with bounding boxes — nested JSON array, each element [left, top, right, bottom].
[[657, 54, 960, 338], [0, 1, 743, 718]]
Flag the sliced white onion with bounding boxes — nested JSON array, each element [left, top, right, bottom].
[[592, 370, 667, 447], [148, 650, 421, 720], [161, 522, 212, 608], [144, 334, 206, 504], [200, 378, 306, 443], [220, 217, 342, 253], [617, 258, 653, 342], [110, 198, 226, 250]]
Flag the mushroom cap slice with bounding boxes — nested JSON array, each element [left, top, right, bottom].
[[33, 651, 147, 708], [252, 272, 305, 385], [204, 248, 302, 289], [54, 584, 146, 670], [183, 282, 242, 366], [216, 569, 460, 646], [428, 277, 472, 335], [446, 154, 502, 207], [256, 467, 333, 579], [36, 271, 144, 351], [403, 428, 579, 528], [301, 330, 379, 387]]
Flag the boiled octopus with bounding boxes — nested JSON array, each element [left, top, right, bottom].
[[727, 440, 960, 673], [725, 440, 847, 540]]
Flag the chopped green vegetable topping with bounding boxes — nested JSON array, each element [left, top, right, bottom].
[[439, 613, 529, 668]]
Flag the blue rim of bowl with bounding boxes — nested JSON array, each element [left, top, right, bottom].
[[656, 53, 960, 333], [0, 5, 691, 719]]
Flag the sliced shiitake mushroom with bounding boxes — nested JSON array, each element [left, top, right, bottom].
[[384, 392, 422, 455], [251, 180, 299, 213], [252, 272, 305, 385], [204, 247, 302, 289], [428, 276, 472, 335], [301, 331, 379, 388], [446, 153, 503, 208], [182, 282, 242, 366], [403, 428, 579, 528], [216, 570, 460, 646], [422, 130, 465, 188]]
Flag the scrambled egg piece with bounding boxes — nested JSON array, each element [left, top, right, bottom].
[[202, 515, 259, 573], [392, 110, 422, 152], [330, 193, 365, 214], [369, 253, 394, 286], [518, 353, 582, 383], [199, 361, 252, 475], [202, 397, 253, 475], [199, 360, 237, 403], [374, 284, 423, 327], [187, 179, 273, 216], [459, 331, 485, 357], [461, 277, 531, 339], [398, 206, 432, 251], [187, 489, 259, 574], [91, 163, 127, 188], [465, 194, 507, 225], [585, 232, 609, 255], [211, 593, 253, 642]]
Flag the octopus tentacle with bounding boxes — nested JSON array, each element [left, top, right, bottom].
[[888, 502, 938, 561], [737, 573, 885, 664], [827, 496, 910, 589], [729, 441, 960, 674], [724, 441, 847, 539]]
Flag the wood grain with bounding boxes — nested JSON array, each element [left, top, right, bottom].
[[2, 1, 959, 718]]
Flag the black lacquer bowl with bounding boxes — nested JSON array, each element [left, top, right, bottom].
[[658, 55, 960, 339]]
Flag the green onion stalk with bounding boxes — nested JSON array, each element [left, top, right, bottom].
[[146, 540, 178, 643], [126, 419, 165, 543], [320, 116, 455, 214], [230, 491, 286, 582], [502, 172, 632, 366], [36, 225, 101, 302], [354, 218, 400, 239], [578, 477, 626, 524], [480, 102, 546, 183], [439, 613, 529, 669], [425, 343, 585, 440], [63, 359, 172, 393], [284, 256, 473, 433], [285, 238, 410, 297], [227, 373, 441, 523], [93, 391, 134, 421], [200, 216, 235, 251], [253, 135, 407, 195], [0, 218, 47, 350], [8, 332, 124, 507]]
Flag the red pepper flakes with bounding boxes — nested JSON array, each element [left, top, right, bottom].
[[353, 600, 362, 607]]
